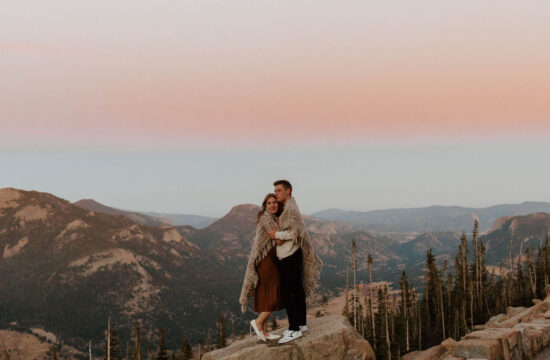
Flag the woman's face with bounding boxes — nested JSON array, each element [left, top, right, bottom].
[[266, 197, 279, 215]]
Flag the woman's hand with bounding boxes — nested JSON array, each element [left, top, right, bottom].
[[268, 228, 277, 239], [275, 239, 284, 246]]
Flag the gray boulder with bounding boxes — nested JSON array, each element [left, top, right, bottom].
[[203, 315, 375, 360]]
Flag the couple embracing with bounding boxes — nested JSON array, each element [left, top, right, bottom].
[[239, 180, 323, 344]]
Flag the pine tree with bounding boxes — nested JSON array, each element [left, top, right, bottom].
[[384, 285, 391, 360], [103, 329, 122, 360], [205, 329, 211, 351], [367, 254, 375, 351], [343, 261, 350, 318], [50, 345, 58, 360], [352, 239, 358, 330], [454, 231, 469, 335], [526, 247, 537, 298], [133, 322, 143, 360], [479, 239, 489, 321], [197, 340, 203, 359], [422, 248, 444, 346], [176, 336, 192, 360], [216, 314, 227, 349], [545, 233, 550, 286], [374, 287, 389, 359], [156, 328, 169, 360], [473, 219, 481, 315], [399, 270, 410, 352]]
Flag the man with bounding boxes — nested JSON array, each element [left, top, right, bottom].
[[268, 180, 323, 344]]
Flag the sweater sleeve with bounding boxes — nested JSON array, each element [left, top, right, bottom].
[[275, 229, 297, 241]]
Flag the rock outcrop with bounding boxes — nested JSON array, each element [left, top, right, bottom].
[[202, 315, 375, 360], [403, 293, 550, 360]]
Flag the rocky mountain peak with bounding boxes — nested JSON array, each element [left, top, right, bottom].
[[208, 204, 260, 230]]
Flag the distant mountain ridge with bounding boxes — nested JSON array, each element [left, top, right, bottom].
[[312, 202, 550, 234], [481, 212, 550, 265], [73, 198, 172, 227], [140, 211, 217, 229], [74, 198, 217, 228]]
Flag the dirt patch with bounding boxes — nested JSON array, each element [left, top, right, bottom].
[[2, 236, 29, 258], [30, 328, 57, 343], [0, 329, 51, 360], [0, 188, 22, 209], [68, 248, 162, 316], [162, 227, 183, 243], [14, 205, 49, 223], [55, 219, 89, 242]]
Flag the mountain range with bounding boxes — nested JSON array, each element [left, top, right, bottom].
[[312, 202, 550, 234], [2, 187, 550, 357], [74, 199, 216, 229]]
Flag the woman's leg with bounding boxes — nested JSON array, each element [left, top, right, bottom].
[[255, 311, 271, 335], [262, 315, 269, 335]]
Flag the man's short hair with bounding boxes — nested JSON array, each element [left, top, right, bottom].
[[273, 179, 292, 195]]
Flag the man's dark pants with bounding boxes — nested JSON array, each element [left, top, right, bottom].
[[278, 248, 306, 331]]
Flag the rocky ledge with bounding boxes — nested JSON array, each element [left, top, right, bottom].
[[403, 293, 550, 360], [203, 315, 375, 360]]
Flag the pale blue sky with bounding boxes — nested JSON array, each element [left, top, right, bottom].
[[2, 1, 549, 217], [2, 141, 549, 217]]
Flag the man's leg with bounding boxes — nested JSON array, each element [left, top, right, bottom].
[[294, 250, 307, 326], [279, 254, 300, 331]]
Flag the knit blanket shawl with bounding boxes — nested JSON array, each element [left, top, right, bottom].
[[239, 211, 279, 313], [278, 197, 323, 299]]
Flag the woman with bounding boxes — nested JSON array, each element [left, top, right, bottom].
[[239, 193, 284, 341]]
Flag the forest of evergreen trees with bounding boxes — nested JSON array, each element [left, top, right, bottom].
[[11, 313, 229, 360], [90, 316, 225, 360], [3, 219, 549, 360], [342, 219, 550, 359]]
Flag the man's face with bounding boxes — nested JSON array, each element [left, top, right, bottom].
[[274, 184, 290, 202]]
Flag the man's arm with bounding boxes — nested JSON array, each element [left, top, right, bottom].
[[268, 228, 296, 242], [275, 229, 296, 242]]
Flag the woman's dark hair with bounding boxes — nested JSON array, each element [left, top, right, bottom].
[[257, 193, 284, 223]]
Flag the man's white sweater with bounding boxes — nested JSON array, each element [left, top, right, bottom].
[[275, 229, 300, 259]]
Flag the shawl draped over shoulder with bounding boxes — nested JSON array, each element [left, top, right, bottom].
[[238, 210, 279, 313], [277, 197, 323, 299]]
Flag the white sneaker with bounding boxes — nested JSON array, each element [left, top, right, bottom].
[[250, 320, 266, 342], [266, 333, 281, 340], [283, 329, 292, 336], [299, 325, 308, 333], [278, 330, 302, 344]]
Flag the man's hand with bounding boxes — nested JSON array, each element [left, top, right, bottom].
[[275, 239, 284, 246], [268, 228, 277, 239]]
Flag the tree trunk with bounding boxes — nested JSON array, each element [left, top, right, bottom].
[[469, 282, 473, 332], [368, 255, 375, 350], [107, 316, 111, 360], [439, 276, 445, 339], [385, 286, 391, 360]]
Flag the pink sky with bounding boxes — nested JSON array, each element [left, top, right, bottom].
[[1, 1, 549, 147]]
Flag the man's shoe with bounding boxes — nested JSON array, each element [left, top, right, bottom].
[[283, 329, 292, 336], [299, 325, 308, 333], [278, 330, 302, 344], [250, 320, 266, 342]]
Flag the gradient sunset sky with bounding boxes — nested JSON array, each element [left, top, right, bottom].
[[1, 1, 549, 216]]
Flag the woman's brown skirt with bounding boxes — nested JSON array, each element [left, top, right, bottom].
[[254, 248, 283, 312]]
